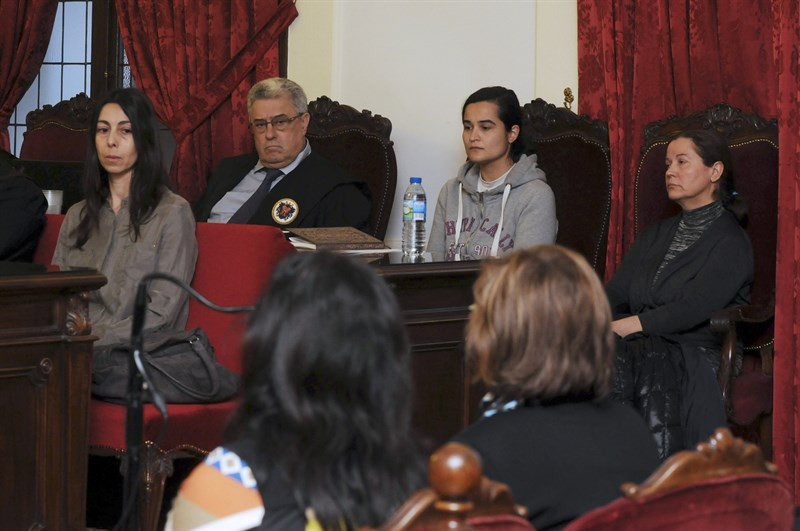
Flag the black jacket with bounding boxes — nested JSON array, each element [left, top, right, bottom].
[[607, 209, 751, 459], [193, 151, 371, 232], [0, 160, 47, 262], [455, 400, 659, 530]]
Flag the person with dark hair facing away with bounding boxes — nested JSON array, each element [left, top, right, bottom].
[[607, 129, 753, 460], [193, 77, 372, 231], [166, 252, 425, 530], [428, 86, 556, 261], [454, 245, 659, 531], [52, 88, 197, 346], [0, 155, 46, 262]]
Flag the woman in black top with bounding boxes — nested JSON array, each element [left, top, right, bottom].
[[456, 245, 659, 531], [606, 129, 753, 459]]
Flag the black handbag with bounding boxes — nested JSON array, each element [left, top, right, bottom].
[[92, 327, 240, 404]]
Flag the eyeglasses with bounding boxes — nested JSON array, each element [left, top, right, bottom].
[[250, 113, 305, 133]]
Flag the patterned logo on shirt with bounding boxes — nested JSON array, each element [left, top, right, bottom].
[[272, 198, 299, 225]]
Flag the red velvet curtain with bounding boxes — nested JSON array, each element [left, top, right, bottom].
[[115, 0, 298, 202], [772, 1, 800, 505], [579, 0, 800, 504], [578, 0, 776, 278], [0, 0, 59, 151]]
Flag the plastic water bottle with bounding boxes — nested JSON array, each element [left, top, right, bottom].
[[402, 177, 426, 256]]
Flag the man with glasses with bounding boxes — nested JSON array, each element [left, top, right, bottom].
[[194, 78, 371, 230]]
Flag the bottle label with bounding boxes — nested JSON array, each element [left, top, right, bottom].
[[403, 199, 426, 221], [403, 199, 413, 221], [413, 200, 426, 221]]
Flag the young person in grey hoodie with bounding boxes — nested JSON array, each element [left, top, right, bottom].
[[428, 87, 557, 261]]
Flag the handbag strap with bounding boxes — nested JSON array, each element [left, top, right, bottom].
[[145, 333, 221, 400]]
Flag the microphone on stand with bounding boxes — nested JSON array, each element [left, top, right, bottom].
[[113, 271, 253, 531]]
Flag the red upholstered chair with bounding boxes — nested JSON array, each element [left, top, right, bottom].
[[634, 104, 777, 457], [32, 214, 65, 265], [564, 428, 792, 530], [306, 96, 397, 240], [32, 220, 294, 529], [20, 92, 96, 162], [89, 222, 294, 529], [519, 98, 611, 278], [376, 442, 533, 531], [32, 220, 295, 528]]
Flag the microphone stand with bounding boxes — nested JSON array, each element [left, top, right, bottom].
[[114, 272, 253, 531]]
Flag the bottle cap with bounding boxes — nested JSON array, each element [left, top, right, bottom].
[[410, 177, 422, 184]]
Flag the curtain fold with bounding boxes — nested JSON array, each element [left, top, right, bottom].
[[0, 0, 59, 151], [115, 0, 298, 202], [771, 0, 800, 504]]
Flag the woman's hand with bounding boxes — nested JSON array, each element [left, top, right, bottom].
[[612, 315, 643, 338]]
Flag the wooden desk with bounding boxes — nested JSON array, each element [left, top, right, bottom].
[[374, 258, 482, 450], [0, 266, 106, 530]]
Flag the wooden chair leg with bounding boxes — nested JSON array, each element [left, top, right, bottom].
[[138, 443, 174, 531]]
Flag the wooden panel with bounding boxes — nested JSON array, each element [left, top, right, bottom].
[[0, 268, 105, 530], [375, 259, 482, 449]]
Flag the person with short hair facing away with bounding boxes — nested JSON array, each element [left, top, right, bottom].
[[454, 246, 659, 531], [428, 86, 557, 261], [52, 88, 197, 347], [607, 129, 753, 460], [193, 77, 372, 231], [166, 252, 425, 530]]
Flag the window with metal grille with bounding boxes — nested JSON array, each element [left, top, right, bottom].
[[9, 0, 130, 156]]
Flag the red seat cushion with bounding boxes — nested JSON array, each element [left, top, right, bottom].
[[187, 223, 295, 374], [89, 399, 237, 451], [88, 222, 295, 454]]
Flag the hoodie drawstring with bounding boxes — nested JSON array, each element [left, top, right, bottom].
[[454, 182, 464, 261], [490, 183, 511, 257], [455, 181, 510, 259]]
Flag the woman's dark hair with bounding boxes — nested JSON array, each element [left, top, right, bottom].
[[462, 86, 524, 161], [74, 88, 166, 248], [671, 129, 748, 224], [467, 245, 615, 402], [227, 252, 423, 529]]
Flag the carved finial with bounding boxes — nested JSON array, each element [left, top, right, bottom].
[[563, 87, 574, 111]]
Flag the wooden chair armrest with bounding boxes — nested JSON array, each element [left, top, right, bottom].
[[710, 304, 774, 331], [710, 303, 774, 415]]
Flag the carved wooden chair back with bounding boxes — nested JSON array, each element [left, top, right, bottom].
[[376, 442, 532, 531], [306, 96, 397, 240], [635, 103, 778, 312], [19, 92, 97, 162], [519, 98, 612, 278], [564, 428, 792, 530], [634, 104, 778, 455]]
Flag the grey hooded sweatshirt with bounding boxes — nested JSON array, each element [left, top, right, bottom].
[[427, 153, 557, 260]]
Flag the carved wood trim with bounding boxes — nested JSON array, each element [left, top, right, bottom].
[[621, 428, 776, 500], [641, 103, 778, 153], [307, 95, 393, 140], [66, 291, 92, 336], [520, 98, 609, 146], [0, 362, 53, 387], [25, 92, 97, 132]]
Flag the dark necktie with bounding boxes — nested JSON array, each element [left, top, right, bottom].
[[228, 168, 284, 224]]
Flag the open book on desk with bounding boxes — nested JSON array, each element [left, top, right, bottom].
[[287, 227, 391, 252]]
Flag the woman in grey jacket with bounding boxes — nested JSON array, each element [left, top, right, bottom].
[[53, 88, 197, 347], [428, 86, 557, 261]]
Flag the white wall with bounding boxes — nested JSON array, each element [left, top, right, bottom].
[[289, 0, 577, 246]]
